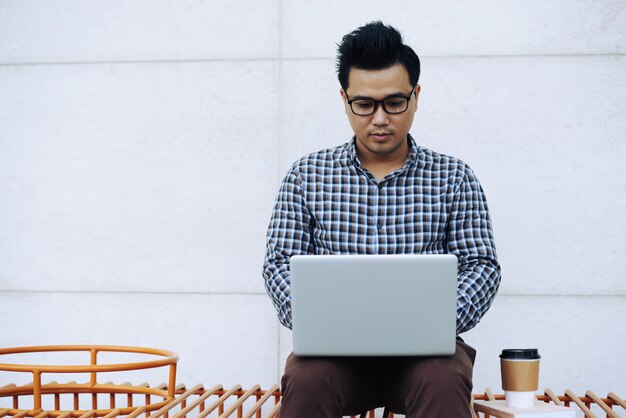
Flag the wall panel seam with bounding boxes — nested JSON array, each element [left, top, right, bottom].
[[2, 53, 625, 68], [0, 290, 268, 296], [0, 58, 281, 67], [1, 291, 624, 297], [277, 0, 284, 385], [276, 53, 626, 60]]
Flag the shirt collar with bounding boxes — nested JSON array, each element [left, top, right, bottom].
[[348, 134, 418, 170]]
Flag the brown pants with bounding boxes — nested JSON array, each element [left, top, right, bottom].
[[280, 339, 476, 418]]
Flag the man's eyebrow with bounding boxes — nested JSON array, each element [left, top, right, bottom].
[[385, 92, 412, 98], [349, 95, 374, 100], [350, 91, 411, 100]]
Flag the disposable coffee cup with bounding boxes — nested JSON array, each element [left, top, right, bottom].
[[500, 348, 541, 408]]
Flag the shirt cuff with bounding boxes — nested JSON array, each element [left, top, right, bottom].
[[278, 298, 292, 330]]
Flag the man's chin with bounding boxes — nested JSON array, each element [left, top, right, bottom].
[[356, 135, 407, 157], [369, 137, 401, 151]]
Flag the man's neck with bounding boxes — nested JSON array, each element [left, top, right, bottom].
[[356, 138, 410, 182]]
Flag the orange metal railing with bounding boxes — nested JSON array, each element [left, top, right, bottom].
[[0, 345, 178, 417], [3, 382, 625, 417], [1, 346, 624, 418]]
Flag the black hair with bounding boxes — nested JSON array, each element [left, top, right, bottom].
[[336, 21, 420, 91]]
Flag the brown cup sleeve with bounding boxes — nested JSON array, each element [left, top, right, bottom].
[[501, 359, 540, 391]]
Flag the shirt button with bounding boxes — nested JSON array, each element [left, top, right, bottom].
[[377, 183, 383, 189], [377, 223, 383, 231]]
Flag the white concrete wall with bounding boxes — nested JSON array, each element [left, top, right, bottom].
[[1, 0, 625, 402]]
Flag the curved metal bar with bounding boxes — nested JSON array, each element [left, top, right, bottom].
[[0, 346, 178, 374], [2, 402, 170, 418], [0, 383, 169, 398], [0, 346, 176, 358]]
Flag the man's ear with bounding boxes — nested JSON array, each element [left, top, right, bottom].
[[413, 84, 421, 112], [340, 88, 349, 114]]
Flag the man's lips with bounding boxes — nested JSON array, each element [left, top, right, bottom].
[[370, 132, 392, 140]]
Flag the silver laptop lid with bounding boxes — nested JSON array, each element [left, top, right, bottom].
[[290, 254, 457, 356]]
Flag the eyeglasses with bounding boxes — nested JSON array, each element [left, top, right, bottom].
[[345, 87, 415, 116]]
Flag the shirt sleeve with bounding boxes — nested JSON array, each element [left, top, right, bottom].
[[262, 166, 312, 330], [447, 166, 502, 334]]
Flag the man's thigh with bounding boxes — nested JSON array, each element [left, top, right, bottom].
[[383, 339, 476, 414], [281, 340, 476, 416], [282, 353, 384, 415]]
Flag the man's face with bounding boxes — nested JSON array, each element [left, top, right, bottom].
[[340, 63, 420, 161]]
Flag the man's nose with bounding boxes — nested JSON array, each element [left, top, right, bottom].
[[371, 104, 389, 125]]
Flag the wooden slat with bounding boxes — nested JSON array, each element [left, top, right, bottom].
[[469, 397, 480, 418], [196, 385, 242, 418], [218, 385, 260, 418], [544, 388, 562, 405], [2, 384, 625, 418], [171, 384, 223, 418], [564, 389, 596, 418], [608, 392, 626, 411], [126, 406, 148, 418], [585, 390, 620, 418], [148, 384, 203, 418], [242, 385, 279, 418], [265, 400, 281, 418], [153, 383, 168, 391], [102, 408, 123, 418], [484, 387, 496, 401]]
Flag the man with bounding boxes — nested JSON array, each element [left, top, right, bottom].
[[262, 21, 501, 418]]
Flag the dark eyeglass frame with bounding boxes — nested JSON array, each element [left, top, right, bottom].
[[344, 86, 416, 116]]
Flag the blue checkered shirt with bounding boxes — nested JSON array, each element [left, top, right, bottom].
[[262, 135, 501, 334]]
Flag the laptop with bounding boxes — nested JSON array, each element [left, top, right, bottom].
[[290, 254, 457, 356]]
